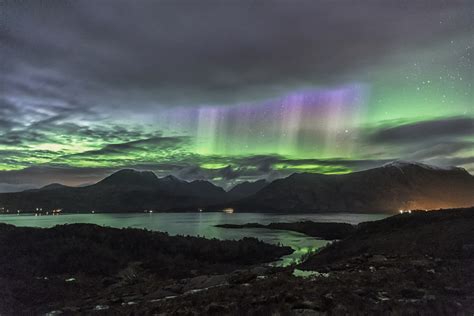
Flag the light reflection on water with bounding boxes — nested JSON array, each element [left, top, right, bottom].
[[0, 212, 387, 266]]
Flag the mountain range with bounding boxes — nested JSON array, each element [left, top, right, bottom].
[[0, 161, 473, 214], [0, 169, 265, 213], [230, 161, 474, 213]]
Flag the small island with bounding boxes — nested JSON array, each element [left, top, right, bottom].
[[216, 221, 356, 240]]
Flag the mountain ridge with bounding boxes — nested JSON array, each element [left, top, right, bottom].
[[231, 161, 474, 213], [227, 179, 268, 199], [1, 162, 473, 213]]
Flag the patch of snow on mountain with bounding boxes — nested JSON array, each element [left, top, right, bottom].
[[383, 160, 464, 172]]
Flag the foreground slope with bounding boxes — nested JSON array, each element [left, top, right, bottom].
[[149, 207, 474, 315], [0, 223, 291, 315], [1, 207, 472, 314]]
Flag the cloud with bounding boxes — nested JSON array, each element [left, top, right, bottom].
[[0, 166, 117, 191], [1, 151, 472, 192], [0, 117, 188, 170], [0, 99, 19, 131], [66, 136, 189, 157], [0, 95, 98, 146], [368, 117, 474, 144], [2, 1, 471, 108], [0, 183, 37, 193], [408, 141, 474, 161], [362, 117, 474, 172]]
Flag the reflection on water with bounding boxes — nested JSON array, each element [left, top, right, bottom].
[[292, 269, 330, 278], [271, 244, 324, 267], [0, 212, 387, 266]]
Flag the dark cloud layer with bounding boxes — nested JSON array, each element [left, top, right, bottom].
[[369, 117, 474, 144], [0, 166, 116, 192], [2, 0, 471, 108], [0, 150, 472, 192], [67, 136, 189, 157]]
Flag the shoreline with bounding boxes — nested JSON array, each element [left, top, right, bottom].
[[0, 210, 397, 216]]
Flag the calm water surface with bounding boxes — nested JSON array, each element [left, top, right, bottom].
[[0, 212, 388, 266]]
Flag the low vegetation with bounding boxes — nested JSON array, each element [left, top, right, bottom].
[[0, 223, 291, 314], [1, 207, 473, 315]]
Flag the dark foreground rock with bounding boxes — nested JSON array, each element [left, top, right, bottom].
[[129, 208, 474, 315], [301, 207, 474, 268], [2, 207, 474, 315], [138, 207, 474, 315], [216, 221, 355, 239]]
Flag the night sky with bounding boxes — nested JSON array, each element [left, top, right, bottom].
[[1, 0, 473, 191]]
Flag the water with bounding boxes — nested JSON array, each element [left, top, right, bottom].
[[0, 212, 387, 266]]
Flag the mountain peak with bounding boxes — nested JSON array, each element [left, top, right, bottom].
[[99, 169, 159, 186], [382, 160, 467, 173], [236, 162, 474, 213], [227, 179, 268, 198], [161, 175, 185, 183], [40, 183, 68, 190]]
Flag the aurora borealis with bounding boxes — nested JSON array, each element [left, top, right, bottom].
[[0, 0, 472, 191]]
